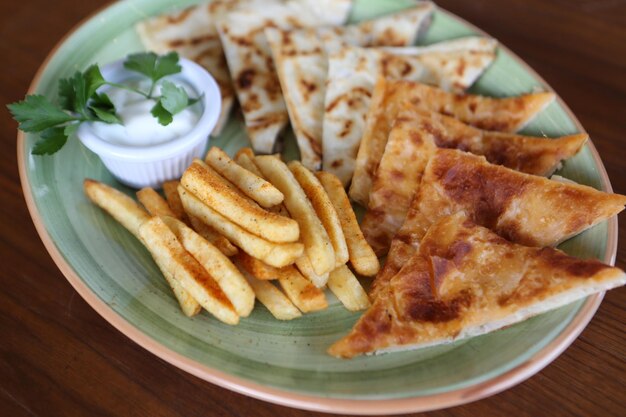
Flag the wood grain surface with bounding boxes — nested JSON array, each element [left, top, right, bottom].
[[1, 1, 625, 416]]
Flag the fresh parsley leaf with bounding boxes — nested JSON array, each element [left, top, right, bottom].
[[124, 52, 181, 84], [7, 95, 75, 132], [150, 101, 173, 126], [84, 65, 106, 99], [31, 127, 68, 155], [160, 80, 189, 115], [58, 77, 75, 110], [89, 93, 121, 124]]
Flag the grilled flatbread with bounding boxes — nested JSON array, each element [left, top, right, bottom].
[[322, 38, 497, 185], [361, 108, 588, 255], [370, 148, 626, 299], [349, 79, 556, 206], [217, 0, 352, 154], [266, 2, 434, 169], [135, 0, 259, 135], [329, 212, 626, 358]]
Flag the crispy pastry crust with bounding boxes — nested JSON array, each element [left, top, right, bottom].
[[329, 213, 626, 358]]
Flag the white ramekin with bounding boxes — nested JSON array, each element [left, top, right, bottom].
[[77, 57, 221, 189]]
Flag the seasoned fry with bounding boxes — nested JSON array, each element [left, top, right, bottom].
[[137, 187, 176, 218], [238, 266, 302, 320], [162, 216, 255, 317], [181, 161, 299, 243], [289, 161, 349, 268], [234, 147, 256, 160], [84, 179, 150, 239], [187, 215, 239, 257], [256, 155, 335, 275], [179, 185, 304, 267], [84, 179, 200, 316], [234, 152, 264, 177], [235, 252, 288, 280], [327, 265, 371, 312], [206, 146, 284, 208], [162, 180, 189, 223], [278, 266, 328, 313], [295, 255, 329, 288], [316, 172, 380, 276], [139, 217, 238, 324]]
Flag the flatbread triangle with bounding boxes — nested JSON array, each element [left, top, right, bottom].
[[370, 148, 626, 299], [322, 38, 497, 185], [349, 78, 556, 206], [361, 107, 588, 255], [266, 2, 435, 169], [329, 212, 626, 358], [216, 0, 352, 154]]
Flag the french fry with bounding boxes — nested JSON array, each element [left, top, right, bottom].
[[181, 161, 299, 243], [255, 155, 335, 275], [327, 265, 371, 312], [278, 266, 328, 313], [289, 161, 349, 269], [316, 172, 380, 277], [139, 217, 238, 324], [187, 215, 239, 257], [235, 252, 288, 280], [84, 179, 150, 239], [234, 147, 255, 160], [84, 179, 200, 316], [137, 187, 176, 218], [179, 185, 304, 267], [206, 147, 284, 208], [234, 152, 264, 177], [162, 180, 189, 223], [295, 255, 329, 288], [238, 266, 302, 320], [162, 216, 255, 317]]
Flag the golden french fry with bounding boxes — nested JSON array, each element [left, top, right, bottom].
[[255, 155, 335, 275], [139, 217, 239, 324], [84, 179, 150, 239], [234, 147, 255, 160], [235, 252, 289, 280], [137, 187, 176, 218], [181, 161, 299, 243], [179, 185, 304, 267], [234, 152, 264, 177], [162, 180, 189, 223], [162, 216, 255, 317], [289, 161, 349, 268], [316, 172, 380, 277], [206, 147, 284, 208], [327, 265, 371, 312], [295, 255, 329, 288], [238, 266, 302, 320], [187, 215, 239, 257], [278, 266, 328, 313], [84, 179, 200, 316]]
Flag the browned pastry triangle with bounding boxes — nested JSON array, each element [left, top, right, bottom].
[[350, 79, 556, 206], [370, 148, 626, 299], [329, 212, 625, 358], [361, 108, 587, 255]]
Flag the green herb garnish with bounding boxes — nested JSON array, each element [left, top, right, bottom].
[[8, 52, 199, 155]]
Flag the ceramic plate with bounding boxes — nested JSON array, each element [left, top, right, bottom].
[[18, 0, 618, 414]]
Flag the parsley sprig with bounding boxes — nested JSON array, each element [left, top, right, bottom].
[[8, 52, 200, 155]]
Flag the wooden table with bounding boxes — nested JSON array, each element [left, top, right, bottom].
[[1, 1, 624, 416]]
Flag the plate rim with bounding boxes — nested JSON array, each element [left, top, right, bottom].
[[16, 1, 618, 414]]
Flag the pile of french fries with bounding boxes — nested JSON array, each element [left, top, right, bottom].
[[84, 146, 380, 324]]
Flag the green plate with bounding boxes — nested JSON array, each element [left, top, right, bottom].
[[18, 0, 618, 414]]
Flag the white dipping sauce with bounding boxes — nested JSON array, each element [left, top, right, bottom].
[[91, 78, 201, 147]]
